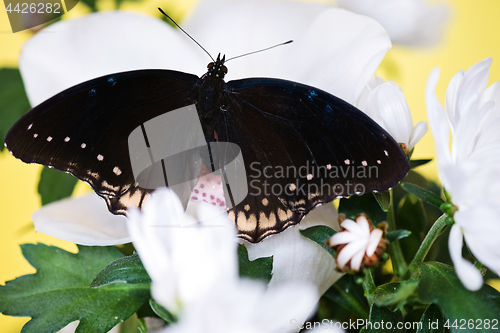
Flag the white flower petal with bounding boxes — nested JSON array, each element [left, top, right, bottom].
[[259, 283, 319, 333], [183, 0, 329, 79], [355, 215, 371, 238], [285, 9, 391, 104], [408, 121, 428, 151], [426, 67, 452, 171], [448, 224, 483, 291], [20, 11, 205, 106], [336, 0, 450, 47], [340, 218, 364, 235], [366, 229, 383, 257], [456, 205, 500, 277], [357, 77, 426, 151], [444, 70, 465, 130], [329, 231, 360, 246], [32, 192, 130, 245], [186, 2, 391, 105], [349, 245, 366, 272], [336, 240, 366, 269], [57, 321, 120, 333], [244, 203, 342, 299], [163, 281, 317, 333], [376, 83, 413, 145], [127, 188, 238, 312]]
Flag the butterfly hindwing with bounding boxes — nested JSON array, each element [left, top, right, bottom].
[[220, 78, 409, 242]]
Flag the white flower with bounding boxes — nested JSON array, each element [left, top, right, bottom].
[[128, 188, 318, 333], [32, 192, 130, 245], [357, 76, 428, 154], [426, 58, 500, 290], [336, 0, 450, 47], [243, 203, 343, 299], [127, 188, 237, 313], [57, 321, 119, 333], [162, 281, 318, 333], [23, 0, 393, 302], [328, 214, 384, 271]]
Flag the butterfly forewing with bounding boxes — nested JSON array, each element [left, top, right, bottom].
[[6, 70, 200, 202]]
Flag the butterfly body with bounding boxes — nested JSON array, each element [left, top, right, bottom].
[[6, 55, 409, 243], [197, 56, 228, 142]]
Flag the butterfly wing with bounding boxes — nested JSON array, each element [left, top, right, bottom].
[[5, 69, 200, 211], [221, 78, 409, 242]]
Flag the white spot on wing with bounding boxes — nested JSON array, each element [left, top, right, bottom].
[[102, 180, 120, 192], [344, 159, 350, 165], [46, 136, 52, 142], [113, 166, 122, 176], [81, 143, 86, 149], [97, 154, 104, 161], [384, 150, 389, 156], [307, 174, 313, 180], [377, 160, 381, 164], [362, 160, 367, 166], [27, 124, 32, 130], [327, 164, 332, 170], [33, 133, 38, 138], [64, 137, 70, 142]]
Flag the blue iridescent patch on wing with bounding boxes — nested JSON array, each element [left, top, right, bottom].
[[308, 89, 318, 101], [108, 77, 117, 86], [325, 104, 333, 113]]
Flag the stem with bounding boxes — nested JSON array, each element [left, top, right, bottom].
[[138, 318, 148, 333], [411, 214, 448, 265], [387, 190, 407, 277], [362, 269, 376, 307]]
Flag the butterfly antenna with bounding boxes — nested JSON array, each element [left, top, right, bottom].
[[158, 7, 215, 62], [225, 40, 293, 62]]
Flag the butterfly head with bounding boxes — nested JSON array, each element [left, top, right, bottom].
[[207, 53, 228, 79]]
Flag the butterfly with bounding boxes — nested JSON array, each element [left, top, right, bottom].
[[5, 17, 409, 243]]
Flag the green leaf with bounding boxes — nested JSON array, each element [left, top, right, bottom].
[[417, 304, 445, 333], [0, 68, 31, 152], [361, 304, 404, 333], [373, 191, 391, 212], [300, 225, 336, 256], [149, 299, 177, 324], [323, 274, 370, 319], [396, 194, 427, 263], [339, 193, 387, 224], [416, 262, 500, 332], [0, 244, 150, 333], [80, 0, 98, 11], [374, 280, 419, 309], [410, 159, 432, 169], [400, 183, 445, 209], [91, 253, 151, 287], [38, 167, 78, 206], [386, 230, 412, 242], [237, 244, 272, 283]]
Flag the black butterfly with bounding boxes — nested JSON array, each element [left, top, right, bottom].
[[5, 51, 409, 243]]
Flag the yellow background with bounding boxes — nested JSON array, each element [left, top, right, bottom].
[[1, 0, 500, 331]]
